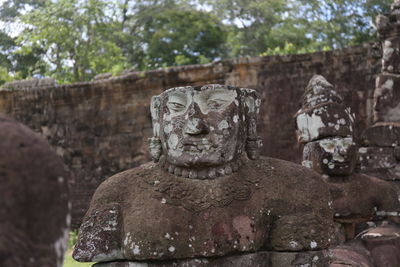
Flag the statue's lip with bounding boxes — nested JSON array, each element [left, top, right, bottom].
[[182, 139, 212, 145], [182, 139, 215, 152]]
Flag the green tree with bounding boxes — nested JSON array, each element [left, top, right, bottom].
[[201, 0, 298, 57], [297, 0, 392, 49], [16, 0, 128, 83], [117, 0, 227, 69], [131, 8, 227, 69], [202, 0, 393, 56], [0, 0, 47, 79]]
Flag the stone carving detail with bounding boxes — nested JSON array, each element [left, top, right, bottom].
[[360, 1, 400, 182], [148, 84, 262, 173], [295, 75, 356, 176], [139, 157, 270, 212], [74, 84, 335, 266], [0, 78, 56, 91]]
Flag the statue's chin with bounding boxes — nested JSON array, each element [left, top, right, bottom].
[[321, 163, 355, 176], [167, 152, 232, 168]]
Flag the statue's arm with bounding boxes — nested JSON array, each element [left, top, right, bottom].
[[73, 179, 125, 262], [269, 213, 334, 251]]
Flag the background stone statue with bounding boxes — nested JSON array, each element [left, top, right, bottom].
[[74, 84, 336, 266], [295, 75, 400, 266], [0, 114, 71, 267]]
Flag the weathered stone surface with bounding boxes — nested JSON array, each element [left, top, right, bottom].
[[327, 244, 374, 267], [92, 250, 329, 267], [295, 76, 357, 177], [295, 103, 354, 144], [300, 74, 342, 109], [382, 37, 400, 73], [293, 75, 356, 145], [362, 122, 400, 146], [74, 84, 335, 265], [74, 206, 123, 262], [74, 158, 335, 263], [327, 174, 400, 219], [361, 223, 400, 267], [377, 1, 400, 40], [358, 147, 397, 172], [374, 73, 400, 122], [302, 137, 357, 176], [0, 44, 380, 227], [0, 78, 56, 91], [0, 114, 70, 267]]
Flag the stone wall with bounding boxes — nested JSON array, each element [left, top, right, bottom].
[[0, 43, 381, 227]]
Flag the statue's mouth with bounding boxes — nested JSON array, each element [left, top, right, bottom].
[[182, 139, 214, 152], [328, 162, 350, 168]]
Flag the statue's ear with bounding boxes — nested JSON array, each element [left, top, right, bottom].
[[240, 89, 262, 160], [148, 95, 162, 162], [150, 95, 161, 137]]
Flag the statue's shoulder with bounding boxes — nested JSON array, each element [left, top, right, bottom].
[[90, 162, 159, 208], [243, 156, 326, 186], [240, 157, 332, 212], [74, 162, 161, 262]]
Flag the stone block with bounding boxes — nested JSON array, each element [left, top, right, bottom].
[[377, 14, 400, 39], [374, 73, 400, 122], [358, 146, 396, 172], [362, 122, 400, 146], [387, 165, 400, 180], [328, 245, 374, 267], [93, 251, 329, 267], [328, 173, 400, 220], [361, 224, 400, 267], [382, 37, 400, 73]]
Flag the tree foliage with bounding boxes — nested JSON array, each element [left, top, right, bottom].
[[131, 8, 227, 69], [16, 0, 128, 82], [0, 0, 395, 84]]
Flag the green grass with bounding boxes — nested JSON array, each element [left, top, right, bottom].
[[63, 249, 93, 267], [63, 231, 94, 267]]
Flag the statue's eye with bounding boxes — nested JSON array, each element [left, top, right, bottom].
[[207, 99, 227, 109], [167, 102, 186, 112]]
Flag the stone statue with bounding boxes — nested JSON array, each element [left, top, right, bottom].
[[295, 75, 400, 266], [74, 84, 336, 266], [0, 114, 70, 267], [295, 75, 399, 221]]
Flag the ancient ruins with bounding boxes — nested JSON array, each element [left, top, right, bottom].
[[0, 1, 400, 267], [73, 84, 337, 266], [295, 75, 400, 266], [0, 43, 379, 228]]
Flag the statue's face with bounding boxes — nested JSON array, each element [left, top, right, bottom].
[[302, 137, 357, 176], [159, 87, 245, 167]]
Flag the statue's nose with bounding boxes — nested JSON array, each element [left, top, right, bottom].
[[337, 146, 348, 156], [184, 103, 209, 135], [184, 118, 209, 135]]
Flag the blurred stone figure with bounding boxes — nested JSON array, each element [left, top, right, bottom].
[[295, 75, 399, 222], [295, 75, 400, 267], [0, 115, 70, 267], [74, 84, 336, 267]]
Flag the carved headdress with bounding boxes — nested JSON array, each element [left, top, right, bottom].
[[295, 75, 354, 144]]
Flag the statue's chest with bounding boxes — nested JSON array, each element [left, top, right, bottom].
[[121, 178, 273, 260]]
